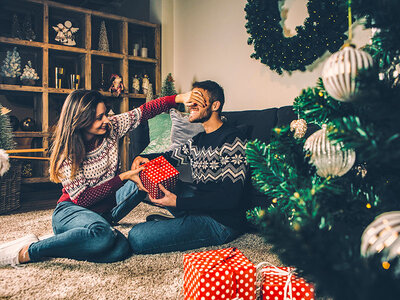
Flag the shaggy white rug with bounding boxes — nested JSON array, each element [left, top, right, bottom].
[[0, 203, 281, 300]]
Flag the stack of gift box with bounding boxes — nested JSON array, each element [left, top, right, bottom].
[[183, 247, 315, 300]]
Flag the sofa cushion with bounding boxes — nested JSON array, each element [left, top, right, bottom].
[[141, 113, 172, 154], [168, 108, 204, 150]]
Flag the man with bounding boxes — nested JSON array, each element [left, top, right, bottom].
[[128, 80, 249, 254]]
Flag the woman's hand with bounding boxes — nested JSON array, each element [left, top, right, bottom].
[[119, 167, 148, 192], [131, 156, 149, 171], [175, 90, 206, 108]]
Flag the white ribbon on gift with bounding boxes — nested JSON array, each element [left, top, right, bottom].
[[256, 262, 294, 300]]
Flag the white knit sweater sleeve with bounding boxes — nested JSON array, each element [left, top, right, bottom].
[[109, 108, 142, 139]]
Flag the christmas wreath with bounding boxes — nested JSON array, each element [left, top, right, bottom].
[[245, 0, 348, 74]]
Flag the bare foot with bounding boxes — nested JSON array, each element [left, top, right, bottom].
[[18, 244, 31, 264]]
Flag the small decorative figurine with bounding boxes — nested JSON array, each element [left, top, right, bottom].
[[142, 74, 150, 95], [109, 74, 124, 97], [132, 75, 140, 94], [53, 20, 79, 46]]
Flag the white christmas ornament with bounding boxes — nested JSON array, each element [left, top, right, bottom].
[[361, 211, 400, 260], [0, 149, 10, 177], [322, 45, 373, 102], [304, 124, 355, 178]]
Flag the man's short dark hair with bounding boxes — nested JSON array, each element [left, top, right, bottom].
[[192, 80, 225, 113]]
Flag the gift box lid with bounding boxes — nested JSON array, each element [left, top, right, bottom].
[[141, 156, 179, 183]]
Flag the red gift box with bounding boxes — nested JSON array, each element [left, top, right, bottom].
[[183, 247, 256, 300], [259, 265, 315, 300], [139, 156, 179, 199]]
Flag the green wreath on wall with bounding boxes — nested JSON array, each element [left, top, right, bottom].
[[245, 0, 348, 74]]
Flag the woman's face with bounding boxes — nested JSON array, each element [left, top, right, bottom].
[[85, 102, 110, 140]]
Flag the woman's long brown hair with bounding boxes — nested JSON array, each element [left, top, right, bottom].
[[49, 90, 105, 183]]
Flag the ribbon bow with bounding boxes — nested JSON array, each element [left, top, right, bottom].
[[256, 262, 294, 300]]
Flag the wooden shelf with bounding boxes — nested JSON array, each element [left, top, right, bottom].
[[47, 44, 87, 53], [129, 93, 146, 98], [128, 56, 157, 63], [0, 84, 43, 92], [0, 0, 161, 183], [13, 131, 50, 138], [0, 37, 44, 48], [48, 88, 75, 94], [22, 177, 51, 184], [91, 50, 124, 59]]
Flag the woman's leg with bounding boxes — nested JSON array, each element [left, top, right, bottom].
[[28, 201, 131, 263], [128, 214, 240, 254]]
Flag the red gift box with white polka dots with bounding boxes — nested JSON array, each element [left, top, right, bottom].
[[139, 156, 179, 199], [183, 247, 256, 300], [260, 266, 315, 300]]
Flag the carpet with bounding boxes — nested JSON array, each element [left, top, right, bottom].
[[0, 203, 281, 300]]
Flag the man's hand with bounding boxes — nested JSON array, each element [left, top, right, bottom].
[[175, 90, 206, 108], [119, 167, 148, 192], [149, 184, 177, 207], [131, 156, 149, 170]]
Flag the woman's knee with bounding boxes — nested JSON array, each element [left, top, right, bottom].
[[88, 222, 118, 253]]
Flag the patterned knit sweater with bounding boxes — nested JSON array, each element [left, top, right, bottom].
[[57, 95, 177, 213], [145, 123, 249, 230]]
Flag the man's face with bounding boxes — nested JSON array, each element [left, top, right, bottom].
[[188, 88, 213, 123]]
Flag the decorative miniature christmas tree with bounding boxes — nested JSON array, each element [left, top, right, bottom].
[[22, 14, 36, 41], [20, 61, 39, 85], [11, 14, 23, 39], [161, 73, 177, 97], [1, 47, 21, 79], [98, 21, 109, 52]]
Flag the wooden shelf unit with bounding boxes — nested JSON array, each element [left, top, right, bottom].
[[0, 0, 161, 183]]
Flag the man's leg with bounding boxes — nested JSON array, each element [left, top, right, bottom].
[[28, 201, 131, 263], [103, 180, 146, 224], [128, 214, 240, 254]]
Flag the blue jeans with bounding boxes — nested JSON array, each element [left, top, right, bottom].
[[128, 182, 241, 254], [29, 180, 145, 263]]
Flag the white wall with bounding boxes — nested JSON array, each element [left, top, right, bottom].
[[152, 0, 372, 111]]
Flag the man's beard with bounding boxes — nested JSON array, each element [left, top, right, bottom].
[[190, 105, 212, 123]]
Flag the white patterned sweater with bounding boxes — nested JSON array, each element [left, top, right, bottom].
[[57, 95, 177, 213]]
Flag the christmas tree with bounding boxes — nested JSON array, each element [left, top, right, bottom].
[[11, 14, 23, 39], [246, 1, 400, 299], [161, 73, 177, 97], [1, 47, 21, 78], [98, 21, 109, 52], [22, 14, 36, 41], [0, 104, 15, 150]]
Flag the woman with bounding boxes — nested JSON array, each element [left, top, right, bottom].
[[0, 89, 204, 266]]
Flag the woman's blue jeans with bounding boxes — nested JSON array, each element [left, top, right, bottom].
[[28, 180, 145, 263]]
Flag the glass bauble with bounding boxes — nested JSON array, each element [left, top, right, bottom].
[[304, 124, 355, 177], [361, 211, 400, 261], [322, 44, 373, 102]]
